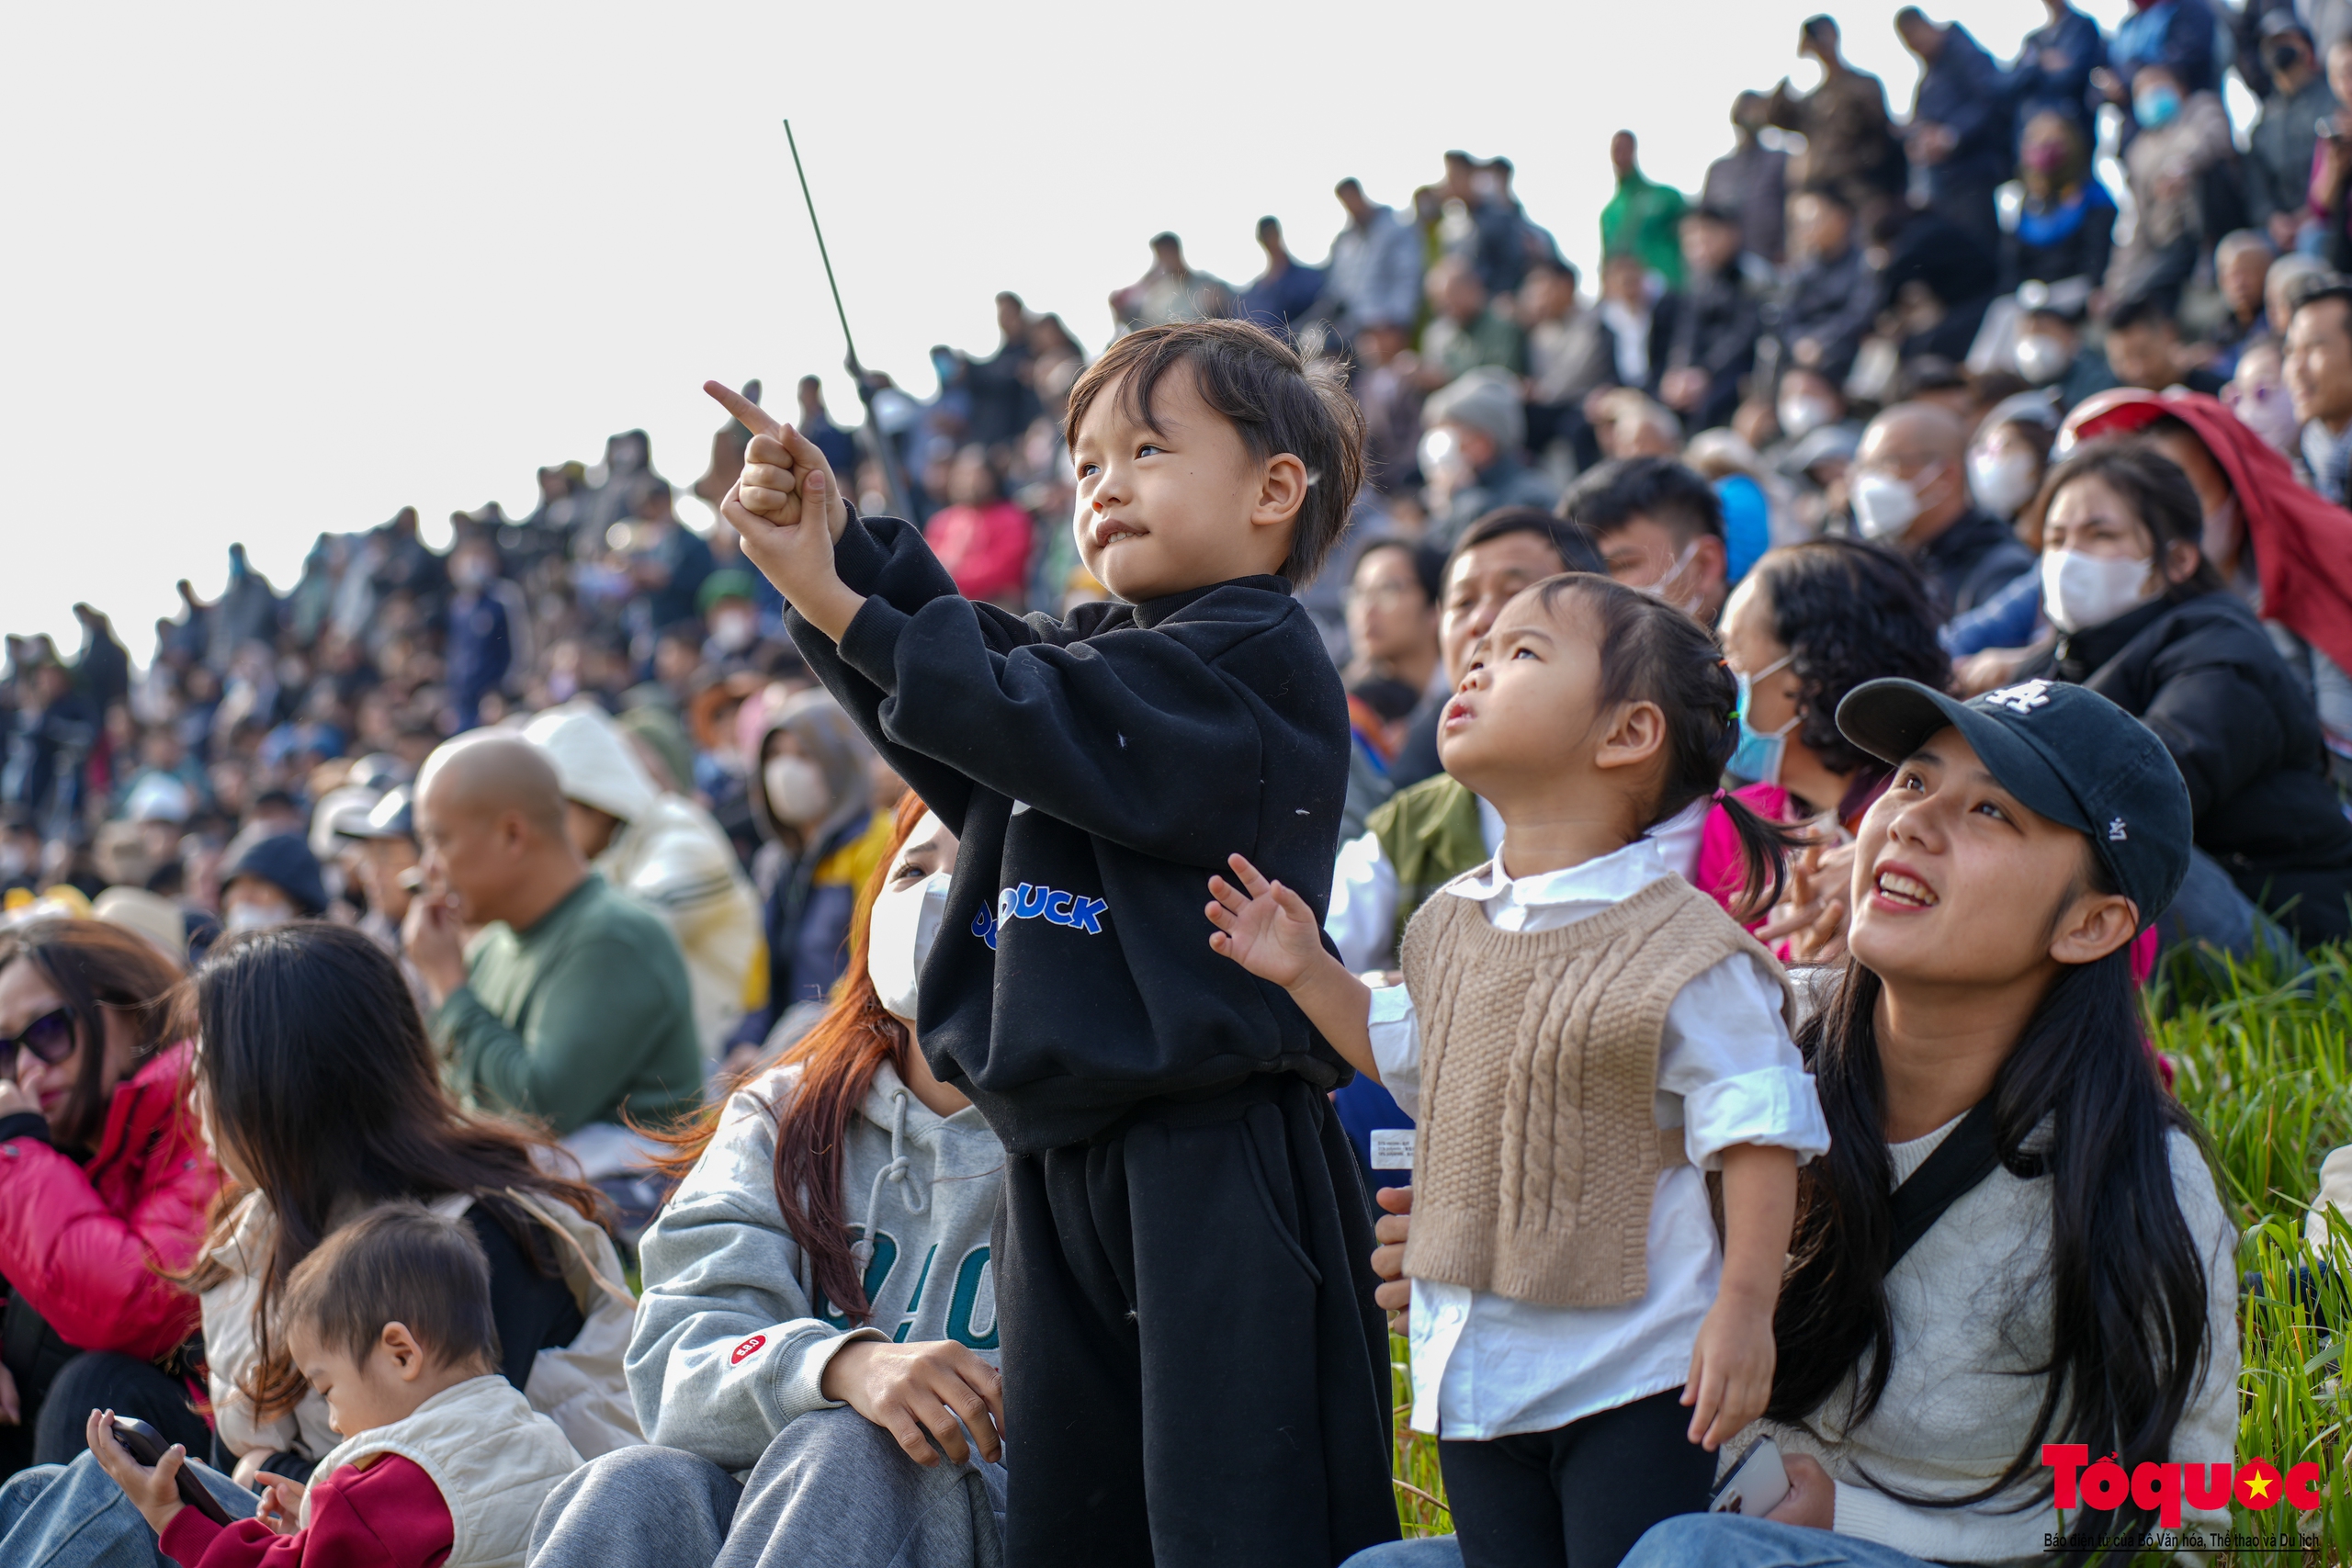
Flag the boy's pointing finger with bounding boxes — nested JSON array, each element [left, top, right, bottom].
[[704, 380, 785, 439]]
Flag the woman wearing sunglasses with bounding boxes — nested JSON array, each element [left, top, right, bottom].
[[0, 919, 220, 1478]]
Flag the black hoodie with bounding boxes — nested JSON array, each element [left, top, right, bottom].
[[789, 512, 1352, 1155]]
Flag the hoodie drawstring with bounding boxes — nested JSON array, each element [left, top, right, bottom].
[[852, 1089, 927, 1267]]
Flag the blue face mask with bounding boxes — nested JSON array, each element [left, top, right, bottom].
[[2134, 85, 2181, 130], [1727, 653, 1799, 787]]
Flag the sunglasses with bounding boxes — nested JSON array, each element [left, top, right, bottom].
[[3, 1008, 77, 1067]]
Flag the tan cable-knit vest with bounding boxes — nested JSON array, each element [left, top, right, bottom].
[[1398, 870, 1795, 1307]]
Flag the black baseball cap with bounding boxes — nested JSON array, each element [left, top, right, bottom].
[[1835, 678, 2192, 930]]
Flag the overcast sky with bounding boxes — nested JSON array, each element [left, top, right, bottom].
[[5, 0, 2140, 655]]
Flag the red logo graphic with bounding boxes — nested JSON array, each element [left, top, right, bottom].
[[2042, 1445, 2323, 1528], [730, 1334, 767, 1365]]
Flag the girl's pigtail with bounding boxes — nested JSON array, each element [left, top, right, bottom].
[[1714, 788, 1804, 920]]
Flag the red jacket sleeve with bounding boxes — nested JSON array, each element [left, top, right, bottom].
[[158, 1455, 453, 1568], [0, 1104, 218, 1360]]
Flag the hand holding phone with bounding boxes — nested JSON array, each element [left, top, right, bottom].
[[1710, 1437, 1793, 1517], [97, 1413, 236, 1527]]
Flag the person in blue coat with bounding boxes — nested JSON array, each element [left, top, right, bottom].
[[2008, 0, 2108, 146]]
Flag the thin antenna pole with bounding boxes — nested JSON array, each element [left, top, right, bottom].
[[782, 119, 914, 519]]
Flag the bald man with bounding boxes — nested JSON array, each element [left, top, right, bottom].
[[1849, 401, 2035, 619], [405, 733, 702, 1167]]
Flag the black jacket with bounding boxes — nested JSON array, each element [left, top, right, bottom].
[[2031, 592, 2352, 944], [791, 513, 1352, 1154], [1914, 509, 2035, 621], [1654, 263, 1761, 434], [1773, 245, 1881, 385]]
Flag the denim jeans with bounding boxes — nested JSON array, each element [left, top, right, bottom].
[[0, 1450, 256, 1568], [1622, 1513, 1941, 1567], [2158, 846, 2301, 970]]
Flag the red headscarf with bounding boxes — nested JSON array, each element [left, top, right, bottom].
[[2061, 387, 2352, 675]]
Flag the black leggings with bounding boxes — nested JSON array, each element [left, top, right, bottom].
[[1436, 1386, 1716, 1568]]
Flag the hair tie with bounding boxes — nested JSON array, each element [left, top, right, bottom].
[[1713, 787, 1727, 804]]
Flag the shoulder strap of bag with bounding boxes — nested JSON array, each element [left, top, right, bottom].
[[1885, 1097, 2026, 1270]]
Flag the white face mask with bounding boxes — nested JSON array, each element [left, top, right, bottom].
[[224, 898, 294, 933], [1968, 446, 2041, 521], [866, 867, 952, 1023], [2041, 548, 2162, 633], [1851, 465, 1937, 541], [763, 754, 832, 828], [2014, 333, 2071, 386], [711, 612, 756, 653], [1778, 394, 1836, 440]]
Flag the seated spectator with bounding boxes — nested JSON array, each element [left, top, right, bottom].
[[2223, 338, 2302, 455], [2315, 40, 2352, 272], [218, 831, 325, 934], [1770, 365, 1852, 449], [2010, 283, 2117, 411], [2288, 274, 2352, 503], [1595, 251, 1660, 391], [1419, 369, 1559, 543], [404, 733, 703, 1177], [1419, 258, 1525, 386], [1519, 261, 1614, 469], [2063, 385, 2352, 790], [523, 702, 762, 1066], [1681, 430, 1779, 585], [1563, 456, 1732, 625], [1944, 393, 2063, 662], [2207, 231, 2278, 382], [2025, 439, 2352, 951], [2247, 16, 2337, 249], [920, 447, 1035, 608], [1340, 540, 1444, 842], [2103, 294, 2226, 395], [1619, 682, 2234, 1563], [2104, 63, 2235, 310], [0, 920, 216, 1477], [729, 692, 893, 1064], [1237, 216, 1325, 344], [1592, 387, 1685, 459], [1654, 205, 1760, 433], [1851, 402, 2036, 619], [695, 571, 763, 665], [90, 1203, 582, 1568], [0, 922, 637, 1562], [1999, 112, 2114, 296], [1776, 188, 1879, 386], [530, 800, 1009, 1568]]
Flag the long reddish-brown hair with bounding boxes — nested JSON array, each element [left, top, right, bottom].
[[655, 790, 930, 1323]]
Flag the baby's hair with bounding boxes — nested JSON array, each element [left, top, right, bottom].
[[1526, 574, 1801, 915], [280, 1202, 501, 1377], [1062, 320, 1367, 585]]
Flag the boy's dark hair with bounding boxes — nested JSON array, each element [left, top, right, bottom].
[[2045, 437, 2225, 597], [280, 1201, 501, 1375], [1353, 537, 1445, 605], [1062, 320, 1366, 585], [1526, 574, 1800, 915], [2104, 294, 2177, 336], [1446, 506, 1605, 581], [1558, 458, 1724, 547]]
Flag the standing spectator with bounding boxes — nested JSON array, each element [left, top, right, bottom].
[[1655, 206, 1763, 434], [0, 920, 217, 1476], [1327, 178, 1424, 339], [963, 293, 1039, 450], [1898, 8, 2016, 256], [2289, 276, 2352, 502], [1851, 402, 2037, 617], [922, 447, 1035, 608], [3, 653, 92, 843], [1237, 217, 1325, 344], [1776, 188, 1880, 384], [795, 375, 858, 483], [1766, 17, 1906, 227], [206, 545, 280, 673], [2245, 15, 2338, 249], [1599, 131, 1688, 288], [2316, 40, 2352, 271], [1419, 370, 1559, 542], [2104, 0, 2220, 101], [2008, 0, 2108, 147], [1419, 257, 1524, 384], [1471, 157, 1552, 298], [1106, 232, 1234, 334], [403, 733, 703, 1179], [2104, 62, 2236, 309], [620, 481, 715, 636], [524, 703, 762, 1067], [1703, 93, 1791, 265]]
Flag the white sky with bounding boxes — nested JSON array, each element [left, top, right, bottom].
[[4, 0, 2140, 655]]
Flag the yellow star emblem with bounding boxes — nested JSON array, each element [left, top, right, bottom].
[[2245, 1473, 2275, 1503]]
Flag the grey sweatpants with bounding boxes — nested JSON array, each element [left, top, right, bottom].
[[526, 1406, 1005, 1568]]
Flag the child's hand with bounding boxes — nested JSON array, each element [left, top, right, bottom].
[[254, 1472, 308, 1535], [703, 381, 862, 639], [85, 1408, 187, 1536], [1205, 854, 1326, 989], [1682, 1294, 1777, 1450]]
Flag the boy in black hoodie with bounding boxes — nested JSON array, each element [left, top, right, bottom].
[[707, 321, 1396, 1566]]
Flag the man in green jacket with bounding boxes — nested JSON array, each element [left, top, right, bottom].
[[404, 733, 703, 1152], [1600, 130, 1689, 289]]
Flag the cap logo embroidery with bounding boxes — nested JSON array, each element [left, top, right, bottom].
[[1985, 680, 2055, 715], [2109, 818, 2128, 841]]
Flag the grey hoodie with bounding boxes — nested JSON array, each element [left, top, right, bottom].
[[628, 1058, 1004, 1474]]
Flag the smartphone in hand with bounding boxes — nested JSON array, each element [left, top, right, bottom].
[[107, 1416, 236, 1526], [1710, 1436, 1792, 1517]]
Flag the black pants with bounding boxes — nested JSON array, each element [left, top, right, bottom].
[[993, 1075, 1398, 1567], [1437, 1386, 1715, 1568], [0, 1350, 210, 1479]]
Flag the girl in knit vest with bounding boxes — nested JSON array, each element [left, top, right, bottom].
[[89, 1203, 581, 1568], [1209, 574, 1829, 1568]]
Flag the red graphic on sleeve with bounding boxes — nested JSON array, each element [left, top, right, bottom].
[[731, 1334, 767, 1365]]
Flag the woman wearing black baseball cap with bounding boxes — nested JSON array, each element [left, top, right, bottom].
[[1621, 677, 2238, 1565]]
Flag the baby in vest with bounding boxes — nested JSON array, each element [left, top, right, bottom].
[[90, 1202, 582, 1568], [1209, 573, 1831, 1568]]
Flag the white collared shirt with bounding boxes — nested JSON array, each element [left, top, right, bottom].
[[1370, 830, 1830, 1440]]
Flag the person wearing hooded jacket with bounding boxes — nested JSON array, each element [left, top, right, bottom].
[[727, 691, 892, 1065], [528, 796, 1009, 1568], [523, 702, 761, 1066]]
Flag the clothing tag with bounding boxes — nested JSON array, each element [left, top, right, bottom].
[[1370, 1129, 1416, 1171]]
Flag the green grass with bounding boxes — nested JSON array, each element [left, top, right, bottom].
[[1385, 949, 2352, 1562]]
